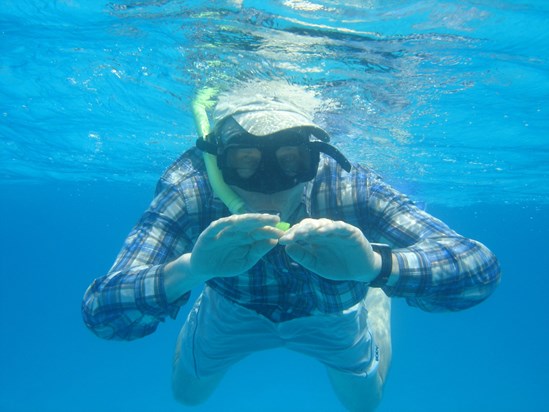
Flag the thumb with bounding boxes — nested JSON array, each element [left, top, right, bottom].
[[246, 239, 279, 263], [284, 244, 317, 272]]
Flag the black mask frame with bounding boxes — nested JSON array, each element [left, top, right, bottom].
[[196, 118, 352, 194]]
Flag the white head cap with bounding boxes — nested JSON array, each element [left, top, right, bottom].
[[213, 80, 330, 142]]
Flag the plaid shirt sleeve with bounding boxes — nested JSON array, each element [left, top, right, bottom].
[[361, 168, 501, 311], [82, 169, 200, 340]]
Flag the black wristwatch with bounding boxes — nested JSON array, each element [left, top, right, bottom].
[[369, 243, 393, 288]]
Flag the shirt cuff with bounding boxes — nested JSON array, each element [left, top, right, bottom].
[[134, 265, 190, 320]]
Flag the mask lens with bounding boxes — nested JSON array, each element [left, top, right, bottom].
[[226, 147, 262, 179], [275, 145, 309, 177]]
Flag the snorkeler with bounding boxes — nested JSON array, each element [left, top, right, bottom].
[[82, 81, 500, 411]]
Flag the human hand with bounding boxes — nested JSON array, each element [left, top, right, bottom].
[[190, 213, 284, 280], [278, 218, 381, 282]]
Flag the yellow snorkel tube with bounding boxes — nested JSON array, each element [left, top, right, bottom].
[[191, 88, 291, 230], [191, 87, 247, 215]]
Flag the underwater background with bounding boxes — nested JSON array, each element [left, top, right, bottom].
[[1, 1, 548, 411]]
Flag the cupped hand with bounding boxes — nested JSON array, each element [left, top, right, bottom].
[[278, 218, 380, 282], [190, 213, 284, 280]]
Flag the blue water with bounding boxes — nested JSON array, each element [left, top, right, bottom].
[[1, 1, 548, 411]]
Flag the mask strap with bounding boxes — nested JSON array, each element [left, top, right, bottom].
[[195, 135, 218, 155], [310, 141, 352, 172]]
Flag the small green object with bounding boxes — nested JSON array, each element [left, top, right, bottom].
[[276, 222, 291, 231]]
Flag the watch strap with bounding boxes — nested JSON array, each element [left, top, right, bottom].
[[369, 243, 392, 288]]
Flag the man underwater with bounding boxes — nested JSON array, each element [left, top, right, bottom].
[[82, 82, 500, 412]]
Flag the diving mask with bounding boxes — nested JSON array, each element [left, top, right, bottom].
[[196, 117, 351, 194]]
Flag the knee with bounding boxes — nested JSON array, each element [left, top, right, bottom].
[[327, 368, 385, 412], [172, 385, 207, 406], [172, 376, 211, 406], [172, 369, 224, 406]]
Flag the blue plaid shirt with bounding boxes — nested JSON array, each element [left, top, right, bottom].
[[82, 148, 500, 340]]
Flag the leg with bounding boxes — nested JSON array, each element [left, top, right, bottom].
[[171, 286, 281, 406], [172, 355, 225, 406], [326, 365, 383, 412], [327, 288, 392, 412], [364, 287, 392, 384], [172, 323, 226, 406]]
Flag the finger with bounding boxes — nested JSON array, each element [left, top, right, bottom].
[[281, 218, 344, 235], [306, 219, 354, 235], [249, 238, 279, 258], [278, 220, 318, 243], [249, 225, 286, 241], [204, 214, 281, 239], [218, 221, 285, 242], [279, 223, 353, 245], [237, 213, 281, 226]]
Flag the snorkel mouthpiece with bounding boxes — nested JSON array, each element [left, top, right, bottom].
[[276, 222, 291, 231]]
